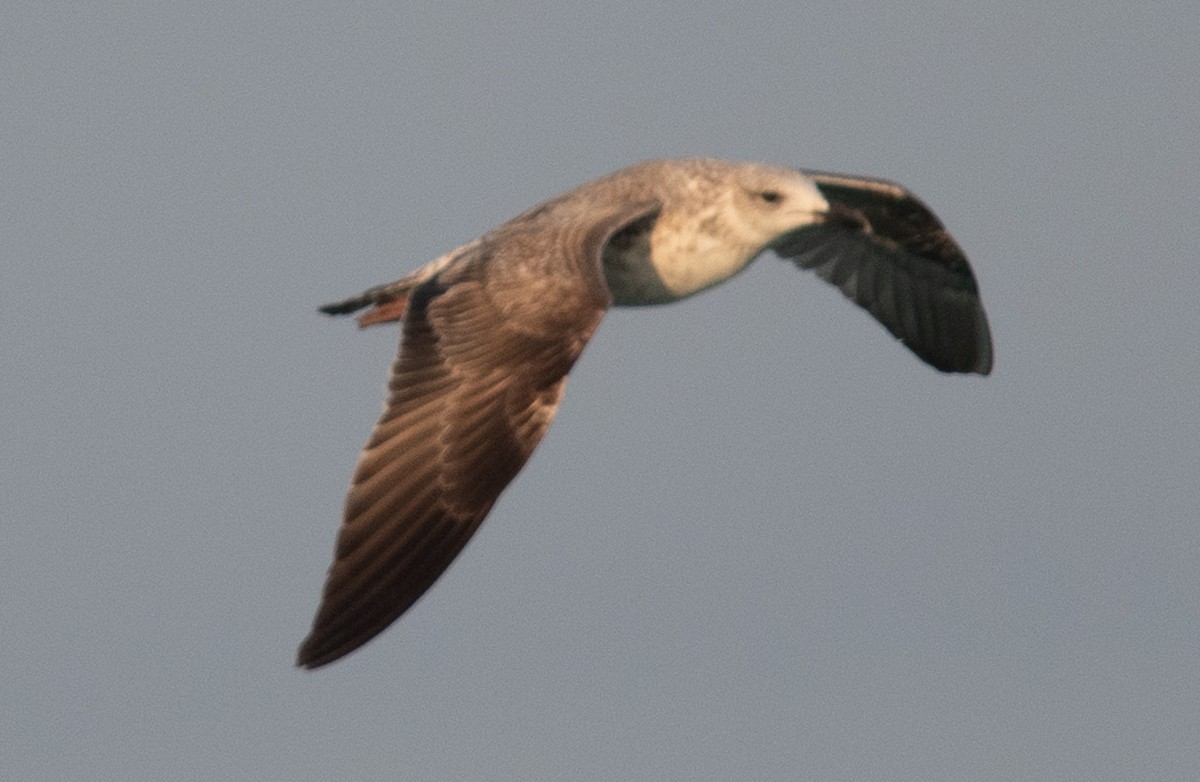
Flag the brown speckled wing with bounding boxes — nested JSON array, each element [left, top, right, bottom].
[[298, 201, 660, 668], [775, 172, 993, 375]]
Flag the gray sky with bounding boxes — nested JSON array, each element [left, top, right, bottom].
[[4, 3, 1198, 780]]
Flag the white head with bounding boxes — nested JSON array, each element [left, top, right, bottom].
[[720, 162, 830, 248], [638, 160, 831, 300]]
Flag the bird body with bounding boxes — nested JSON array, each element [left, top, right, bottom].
[[299, 158, 993, 668]]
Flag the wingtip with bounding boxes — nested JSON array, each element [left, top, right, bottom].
[[295, 639, 335, 670], [932, 339, 994, 376], [974, 348, 994, 376]]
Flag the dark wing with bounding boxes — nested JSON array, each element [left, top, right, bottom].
[[773, 172, 993, 375], [298, 201, 661, 668]]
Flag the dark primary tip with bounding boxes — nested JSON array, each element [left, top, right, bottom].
[[295, 643, 335, 670]]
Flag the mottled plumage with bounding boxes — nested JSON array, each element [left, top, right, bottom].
[[298, 158, 992, 668]]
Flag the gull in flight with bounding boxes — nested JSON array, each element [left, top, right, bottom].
[[298, 158, 993, 668]]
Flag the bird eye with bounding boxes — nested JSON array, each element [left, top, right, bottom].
[[757, 190, 783, 204]]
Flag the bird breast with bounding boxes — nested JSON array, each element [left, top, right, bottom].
[[602, 207, 763, 306]]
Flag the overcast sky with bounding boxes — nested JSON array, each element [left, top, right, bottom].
[[4, 3, 1198, 780]]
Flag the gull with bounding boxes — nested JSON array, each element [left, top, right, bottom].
[[298, 158, 993, 668]]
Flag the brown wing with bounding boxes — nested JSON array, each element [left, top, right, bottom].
[[298, 201, 661, 668], [774, 172, 993, 375]]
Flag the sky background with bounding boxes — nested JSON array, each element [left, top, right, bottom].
[[4, 3, 1198, 780]]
